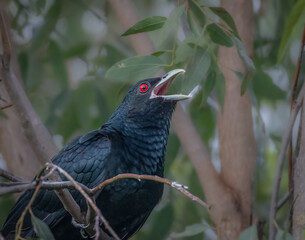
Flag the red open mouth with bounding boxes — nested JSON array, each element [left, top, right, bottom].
[[150, 69, 190, 101]]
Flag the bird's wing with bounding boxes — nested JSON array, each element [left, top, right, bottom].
[[1, 129, 113, 237]]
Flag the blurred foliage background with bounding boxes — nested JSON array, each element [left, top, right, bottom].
[[1, 0, 305, 239]]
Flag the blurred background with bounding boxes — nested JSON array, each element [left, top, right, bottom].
[[0, 0, 304, 239]]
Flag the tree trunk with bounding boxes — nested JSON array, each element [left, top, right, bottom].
[[216, 0, 256, 237], [292, 104, 305, 239], [0, 0, 57, 179]]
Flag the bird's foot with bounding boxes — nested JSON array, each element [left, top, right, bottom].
[[71, 218, 90, 229], [72, 218, 97, 239], [80, 229, 96, 239]]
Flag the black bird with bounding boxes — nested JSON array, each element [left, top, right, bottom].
[[1, 69, 189, 240]]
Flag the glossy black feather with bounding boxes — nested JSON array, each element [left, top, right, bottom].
[[1, 77, 177, 240]]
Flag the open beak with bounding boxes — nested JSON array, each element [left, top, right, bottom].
[[150, 69, 190, 101]]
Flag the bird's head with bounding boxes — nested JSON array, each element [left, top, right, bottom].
[[107, 69, 189, 129]]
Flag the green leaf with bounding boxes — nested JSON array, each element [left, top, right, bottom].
[[253, 70, 285, 101], [236, 71, 253, 96], [105, 56, 164, 82], [122, 16, 167, 36], [275, 229, 294, 240], [18, 51, 28, 81], [210, 7, 240, 39], [36, 0, 46, 11], [278, 0, 305, 61], [215, 71, 226, 108], [232, 37, 255, 69], [151, 51, 166, 57], [184, 49, 211, 93], [46, 88, 71, 130], [187, 9, 200, 35], [202, 70, 216, 103], [48, 41, 68, 87], [189, 0, 205, 28], [100, 44, 127, 67], [63, 43, 89, 58], [174, 41, 193, 64], [207, 23, 233, 47], [73, 84, 96, 130], [239, 225, 258, 240], [31, 214, 55, 240], [158, 5, 185, 44], [31, 0, 61, 52], [170, 223, 207, 238]]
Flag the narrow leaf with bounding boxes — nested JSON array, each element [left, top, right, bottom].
[[63, 43, 89, 58], [253, 70, 285, 101], [215, 71, 226, 109], [122, 16, 167, 36], [207, 23, 233, 47], [202, 70, 216, 103], [151, 51, 166, 57], [236, 71, 253, 95], [106, 56, 163, 82], [48, 41, 68, 87], [31, 214, 55, 240], [187, 9, 200, 35], [174, 41, 193, 64], [158, 5, 185, 44], [31, 0, 61, 52], [184, 49, 211, 93], [278, 0, 305, 61], [239, 225, 258, 240], [233, 37, 255, 69], [189, 0, 205, 28], [210, 7, 240, 39]]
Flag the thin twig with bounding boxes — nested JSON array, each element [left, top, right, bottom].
[[15, 181, 42, 239], [288, 23, 305, 230], [1, 167, 208, 238], [0, 180, 91, 195], [290, 24, 305, 105], [91, 173, 209, 209], [276, 192, 290, 210], [0, 102, 12, 109], [269, 82, 305, 240], [94, 216, 101, 240], [0, 4, 11, 69], [47, 163, 117, 240], [0, 168, 24, 182]]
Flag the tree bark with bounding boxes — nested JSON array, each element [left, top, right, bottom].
[[216, 0, 256, 237], [0, 0, 58, 179], [292, 103, 305, 239]]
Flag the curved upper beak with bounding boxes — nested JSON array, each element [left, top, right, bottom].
[[150, 69, 190, 101]]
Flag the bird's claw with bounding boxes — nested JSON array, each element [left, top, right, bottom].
[[80, 229, 97, 239], [71, 218, 90, 229]]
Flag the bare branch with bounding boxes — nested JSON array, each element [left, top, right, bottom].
[[91, 173, 209, 209], [269, 82, 305, 240], [0, 180, 91, 195], [47, 163, 117, 240], [0, 168, 24, 182], [0, 0, 58, 166], [1, 165, 208, 239], [15, 182, 42, 239], [276, 192, 290, 210]]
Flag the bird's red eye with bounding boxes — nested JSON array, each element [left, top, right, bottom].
[[139, 83, 149, 92]]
